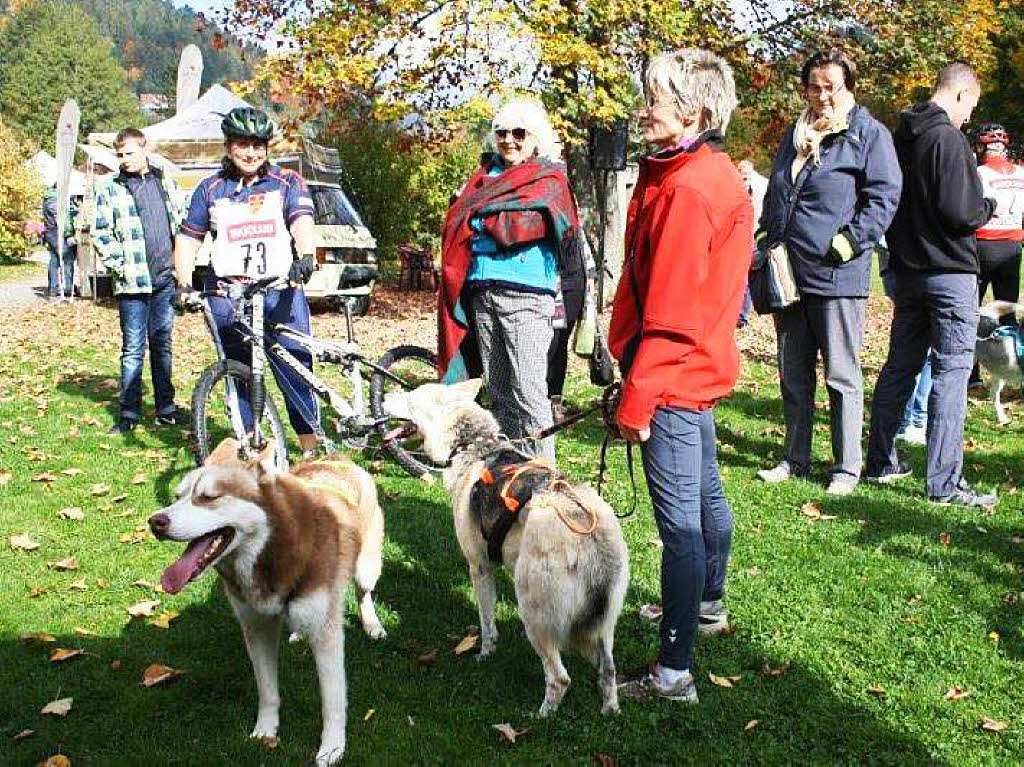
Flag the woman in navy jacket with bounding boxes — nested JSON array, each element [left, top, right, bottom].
[[756, 49, 902, 496]]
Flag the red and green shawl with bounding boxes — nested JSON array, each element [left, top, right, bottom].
[[438, 156, 583, 378]]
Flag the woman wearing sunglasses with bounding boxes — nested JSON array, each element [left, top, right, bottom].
[[438, 98, 586, 463], [610, 48, 752, 702]]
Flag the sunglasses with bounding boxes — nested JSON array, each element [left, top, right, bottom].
[[495, 128, 528, 141]]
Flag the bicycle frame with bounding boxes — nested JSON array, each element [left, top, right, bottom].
[[199, 280, 402, 451]]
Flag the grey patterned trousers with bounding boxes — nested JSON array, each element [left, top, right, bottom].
[[471, 288, 556, 464], [774, 295, 866, 479]]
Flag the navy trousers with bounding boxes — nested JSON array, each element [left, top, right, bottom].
[[207, 285, 319, 436], [866, 270, 978, 497], [641, 407, 733, 672]]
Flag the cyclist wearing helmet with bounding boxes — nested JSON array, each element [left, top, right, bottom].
[[172, 106, 321, 453], [974, 123, 1024, 302], [970, 122, 1024, 386]]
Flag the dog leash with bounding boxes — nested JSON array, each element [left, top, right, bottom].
[[527, 383, 638, 520]]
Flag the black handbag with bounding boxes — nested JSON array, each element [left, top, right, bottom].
[[748, 246, 775, 315], [589, 328, 615, 386]]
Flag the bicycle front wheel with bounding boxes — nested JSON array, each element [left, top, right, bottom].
[[369, 345, 445, 479], [191, 359, 289, 469]]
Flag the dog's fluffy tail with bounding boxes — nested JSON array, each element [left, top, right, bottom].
[[979, 300, 1024, 338], [573, 585, 610, 634]]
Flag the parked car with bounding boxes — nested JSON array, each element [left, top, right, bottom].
[[306, 181, 378, 316]]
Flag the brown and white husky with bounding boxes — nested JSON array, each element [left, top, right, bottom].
[[149, 439, 386, 766]]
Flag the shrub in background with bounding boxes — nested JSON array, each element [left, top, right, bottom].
[[324, 120, 480, 273], [0, 118, 43, 264]]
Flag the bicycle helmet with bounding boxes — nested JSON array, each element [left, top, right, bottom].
[[221, 107, 274, 142], [978, 122, 1010, 146]]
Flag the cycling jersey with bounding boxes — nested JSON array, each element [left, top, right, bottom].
[[180, 164, 314, 251], [977, 156, 1024, 241]]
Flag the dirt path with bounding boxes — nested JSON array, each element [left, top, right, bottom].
[[0, 252, 50, 309]]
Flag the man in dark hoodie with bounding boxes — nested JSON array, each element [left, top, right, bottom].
[[865, 62, 997, 507]]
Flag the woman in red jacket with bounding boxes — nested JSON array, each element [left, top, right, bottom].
[[612, 49, 753, 702]]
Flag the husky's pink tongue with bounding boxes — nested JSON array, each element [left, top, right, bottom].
[[161, 533, 219, 595]]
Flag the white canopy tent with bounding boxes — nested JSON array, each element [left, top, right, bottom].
[[77, 143, 118, 173], [142, 83, 265, 142]]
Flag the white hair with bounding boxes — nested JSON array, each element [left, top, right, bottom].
[[487, 97, 561, 162], [645, 48, 739, 134]]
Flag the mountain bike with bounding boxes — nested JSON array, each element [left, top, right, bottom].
[[187, 276, 442, 478]]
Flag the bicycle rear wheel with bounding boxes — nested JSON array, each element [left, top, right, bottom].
[[369, 345, 445, 478], [191, 359, 289, 469]]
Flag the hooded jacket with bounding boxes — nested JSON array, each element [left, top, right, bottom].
[[887, 101, 995, 273], [759, 105, 901, 297]]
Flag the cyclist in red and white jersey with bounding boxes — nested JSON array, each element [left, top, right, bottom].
[[970, 123, 1024, 387], [975, 123, 1024, 302]]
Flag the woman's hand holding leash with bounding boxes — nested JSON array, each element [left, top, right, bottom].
[[617, 423, 650, 443]]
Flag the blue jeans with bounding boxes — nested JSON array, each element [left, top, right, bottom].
[[118, 282, 176, 421], [737, 285, 753, 327], [207, 284, 319, 436], [47, 246, 75, 296], [867, 271, 978, 497], [640, 407, 733, 672], [900, 351, 933, 430]]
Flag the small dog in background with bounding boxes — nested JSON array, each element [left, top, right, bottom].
[[382, 379, 628, 717], [148, 438, 386, 766], [975, 300, 1024, 424]]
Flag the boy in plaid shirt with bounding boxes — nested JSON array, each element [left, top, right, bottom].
[[92, 128, 187, 434]]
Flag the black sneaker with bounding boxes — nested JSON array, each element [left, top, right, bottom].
[[108, 418, 138, 435], [864, 462, 913, 484], [155, 409, 188, 427], [930, 480, 998, 508]]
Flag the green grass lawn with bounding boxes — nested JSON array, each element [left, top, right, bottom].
[[0, 297, 1021, 765]]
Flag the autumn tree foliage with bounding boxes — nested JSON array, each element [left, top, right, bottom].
[[73, 0, 256, 97], [225, 1, 1014, 150], [226, 0, 740, 144], [726, 0, 1006, 160], [0, 117, 42, 263]]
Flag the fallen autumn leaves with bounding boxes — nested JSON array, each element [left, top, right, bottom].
[[2, 287, 1019, 763]]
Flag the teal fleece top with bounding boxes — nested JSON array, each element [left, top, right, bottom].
[[465, 163, 558, 294]]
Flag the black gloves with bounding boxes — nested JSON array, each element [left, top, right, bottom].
[[171, 284, 200, 313], [288, 254, 316, 285]]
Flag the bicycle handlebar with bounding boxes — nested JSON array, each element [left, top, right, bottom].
[[193, 276, 290, 303], [244, 275, 288, 298]]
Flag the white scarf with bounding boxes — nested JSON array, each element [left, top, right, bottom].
[[791, 105, 852, 180]]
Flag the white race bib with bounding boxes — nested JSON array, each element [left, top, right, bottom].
[[211, 190, 293, 278], [978, 163, 1024, 236]]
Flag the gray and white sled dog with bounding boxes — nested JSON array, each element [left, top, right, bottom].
[[382, 379, 628, 716], [148, 438, 386, 766], [976, 300, 1024, 424]]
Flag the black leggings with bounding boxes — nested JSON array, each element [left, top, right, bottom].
[[978, 240, 1022, 304], [547, 273, 586, 397]]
